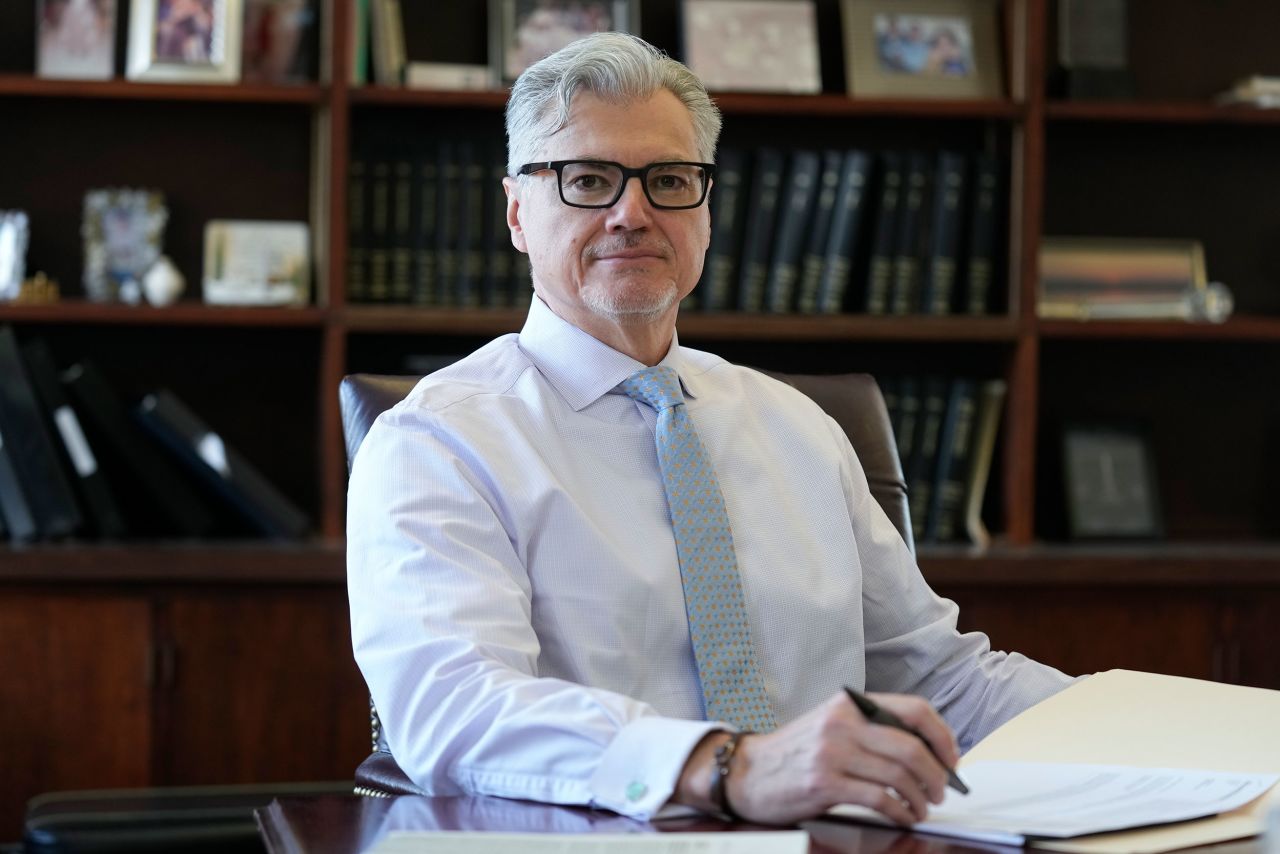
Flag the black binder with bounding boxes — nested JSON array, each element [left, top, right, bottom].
[[136, 389, 310, 540], [0, 326, 83, 539]]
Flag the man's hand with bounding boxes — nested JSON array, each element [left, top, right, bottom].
[[676, 691, 959, 826]]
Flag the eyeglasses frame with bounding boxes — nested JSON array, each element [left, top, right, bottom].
[[516, 159, 717, 210]]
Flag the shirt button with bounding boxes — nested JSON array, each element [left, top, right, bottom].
[[626, 781, 648, 802]]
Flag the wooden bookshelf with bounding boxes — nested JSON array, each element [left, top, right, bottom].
[[4, 0, 1280, 837]]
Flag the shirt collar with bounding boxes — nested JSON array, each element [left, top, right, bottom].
[[517, 296, 698, 411]]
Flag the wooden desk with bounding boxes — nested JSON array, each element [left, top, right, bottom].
[[255, 795, 1266, 854]]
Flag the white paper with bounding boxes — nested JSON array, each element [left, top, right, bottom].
[[828, 761, 1278, 846], [365, 829, 809, 854]]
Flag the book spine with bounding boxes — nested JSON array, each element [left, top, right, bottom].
[[796, 150, 843, 314], [907, 376, 948, 538], [411, 143, 438, 306], [700, 147, 747, 312], [436, 141, 460, 308], [389, 153, 414, 304], [366, 155, 391, 302], [894, 377, 921, 475], [865, 151, 903, 315], [346, 156, 368, 303], [919, 150, 968, 316], [964, 153, 1001, 316], [817, 149, 872, 315], [0, 423, 36, 542], [925, 379, 977, 543], [482, 149, 513, 308], [736, 147, 784, 313], [455, 143, 486, 309], [889, 151, 931, 316], [963, 379, 1007, 548], [764, 149, 821, 314]]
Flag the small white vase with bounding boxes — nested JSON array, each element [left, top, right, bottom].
[[142, 256, 186, 307]]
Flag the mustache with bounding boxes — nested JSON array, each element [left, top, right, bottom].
[[585, 233, 674, 260]]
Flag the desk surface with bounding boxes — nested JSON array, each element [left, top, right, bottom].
[[255, 795, 1266, 854]]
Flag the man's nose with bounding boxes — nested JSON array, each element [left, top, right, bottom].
[[604, 176, 653, 230]]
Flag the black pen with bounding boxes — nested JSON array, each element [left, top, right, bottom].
[[844, 687, 970, 795]]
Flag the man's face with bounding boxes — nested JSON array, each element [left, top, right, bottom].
[[504, 90, 711, 341]]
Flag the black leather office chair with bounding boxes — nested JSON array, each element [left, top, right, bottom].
[[339, 370, 911, 797]]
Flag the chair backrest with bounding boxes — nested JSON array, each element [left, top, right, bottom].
[[340, 370, 911, 796]]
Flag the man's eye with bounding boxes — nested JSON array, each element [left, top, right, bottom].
[[570, 173, 610, 189]]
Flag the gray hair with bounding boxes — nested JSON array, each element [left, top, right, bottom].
[[505, 32, 722, 175]]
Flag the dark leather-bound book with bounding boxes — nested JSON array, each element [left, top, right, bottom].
[[924, 378, 978, 543], [763, 149, 821, 314], [864, 151, 904, 315], [481, 144, 513, 308], [795, 150, 844, 314], [137, 390, 310, 541], [889, 151, 933, 315], [919, 150, 969, 316], [388, 149, 415, 304], [63, 361, 215, 538], [22, 339, 127, 539], [0, 327, 83, 539], [410, 139, 439, 306], [0, 418, 36, 542], [699, 146, 748, 312], [963, 153, 1002, 315], [347, 153, 369, 303], [816, 149, 873, 315], [435, 139, 460, 307], [454, 140, 486, 309], [366, 152, 392, 302], [735, 147, 785, 313], [906, 376, 949, 538]]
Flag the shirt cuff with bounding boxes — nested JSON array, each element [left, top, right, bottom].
[[589, 716, 724, 819]]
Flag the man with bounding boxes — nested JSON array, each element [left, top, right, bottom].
[[347, 32, 1072, 827]]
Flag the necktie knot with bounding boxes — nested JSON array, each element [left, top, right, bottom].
[[620, 366, 684, 412]]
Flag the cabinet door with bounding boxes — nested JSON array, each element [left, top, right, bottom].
[[939, 587, 1218, 680], [158, 589, 370, 785], [0, 593, 153, 839]]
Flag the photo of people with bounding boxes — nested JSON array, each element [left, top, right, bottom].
[[154, 0, 217, 64], [37, 0, 116, 79], [874, 13, 974, 77], [502, 1, 628, 82]]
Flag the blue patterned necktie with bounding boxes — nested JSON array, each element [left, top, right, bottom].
[[621, 366, 777, 732]]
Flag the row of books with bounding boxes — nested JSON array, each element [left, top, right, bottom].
[[882, 374, 1007, 546], [347, 137, 533, 308], [689, 147, 1004, 316], [0, 327, 309, 543]]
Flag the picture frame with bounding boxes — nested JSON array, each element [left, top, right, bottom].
[[127, 0, 243, 83], [240, 0, 314, 84], [202, 219, 311, 306], [1062, 423, 1163, 540], [680, 0, 821, 94], [82, 189, 168, 303], [36, 0, 117, 80], [0, 211, 31, 302], [490, 0, 640, 85], [840, 0, 1003, 99]]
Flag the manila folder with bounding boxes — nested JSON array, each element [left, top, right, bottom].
[[961, 669, 1280, 854]]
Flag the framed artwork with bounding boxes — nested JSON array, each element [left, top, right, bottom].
[[681, 0, 821, 94], [82, 189, 168, 302], [127, 0, 243, 83], [202, 220, 310, 306], [36, 0, 117, 80], [0, 212, 30, 302], [241, 0, 314, 84], [840, 0, 1003, 99], [490, 0, 640, 84], [1062, 423, 1163, 540]]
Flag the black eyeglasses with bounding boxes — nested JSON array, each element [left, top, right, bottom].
[[517, 160, 716, 210]]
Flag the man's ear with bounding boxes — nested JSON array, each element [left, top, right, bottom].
[[503, 177, 529, 253]]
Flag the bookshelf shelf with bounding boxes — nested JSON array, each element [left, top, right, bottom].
[[1038, 316, 1280, 342], [0, 302, 328, 328], [348, 85, 508, 109], [1046, 100, 1280, 126], [0, 74, 327, 104]]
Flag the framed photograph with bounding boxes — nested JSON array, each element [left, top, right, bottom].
[[127, 0, 243, 83], [202, 220, 310, 306], [241, 0, 314, 84], [681, 0, 821, 94], [37, 0, 117, 80], [0, 212, 31, 302], [490, 0, 640, 85], [840, 0, 1003, 99], [1063, 423, 1163, 540], [82, 189, 168, 302]]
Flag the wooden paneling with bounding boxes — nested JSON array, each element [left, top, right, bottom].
[[0, 594, 153, 839]]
